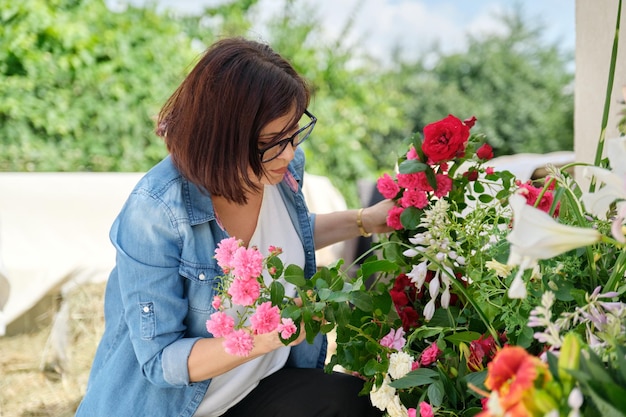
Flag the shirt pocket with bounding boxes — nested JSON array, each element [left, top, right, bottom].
[[179, 261, 223, 312]]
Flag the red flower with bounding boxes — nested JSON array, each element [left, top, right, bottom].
[[476, 143, 494, 160], [463, 170, 479, 182], [422, 114, 471, 163]]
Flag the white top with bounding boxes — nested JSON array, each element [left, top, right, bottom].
[[195, 185, 305, 417]]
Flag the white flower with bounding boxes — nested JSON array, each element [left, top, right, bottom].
[[506, 194, 602, 298], [508, 271, 528, 299], [388, 352, 414, 380], [581, 137, 626, 242], [507, 194, 602, 262], [370, 375, 395, 411], [423, 299, 436, 321], [385, 395, 408, 417], [406, 261, 429, 289]]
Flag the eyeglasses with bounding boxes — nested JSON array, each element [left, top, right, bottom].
[[258, 110, 317, 163]]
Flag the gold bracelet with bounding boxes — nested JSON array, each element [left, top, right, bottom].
[[356, 208, 372, 237]]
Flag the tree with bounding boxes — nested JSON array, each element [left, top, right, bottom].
[[0, 0, 197, 171], [390, 5, 574, 157]]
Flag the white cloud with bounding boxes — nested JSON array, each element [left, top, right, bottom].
[[106, 0, 574, 62]]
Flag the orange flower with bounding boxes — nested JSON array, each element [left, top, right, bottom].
[[483, 346, 546, 416]]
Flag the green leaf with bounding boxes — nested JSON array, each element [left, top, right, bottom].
[[269, 281, 285, 305], [427, 380, 445, 407], [445, 331, 482, 345], [389, 368, 439, 389], [284, 264, 306, 287], [266, 256, 284, 278], [359, 259, 400, 277], [399, 159, 429, 174], [400, 206, 423, 230], [350, 291, 374, 312]]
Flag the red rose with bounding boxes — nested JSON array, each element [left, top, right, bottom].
[[422, 114, 470, 163], [476, 143, 494, 160]]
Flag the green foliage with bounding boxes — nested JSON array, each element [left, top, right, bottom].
[[0, 0, 197, 171], [0, 0, 575, 207]]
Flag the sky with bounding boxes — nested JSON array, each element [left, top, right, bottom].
[[107, 0, 575, 64]]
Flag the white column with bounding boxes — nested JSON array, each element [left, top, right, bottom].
[[575, 0, 626, 168]]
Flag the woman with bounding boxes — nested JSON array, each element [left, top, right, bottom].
[[76, 37, 392, 417]]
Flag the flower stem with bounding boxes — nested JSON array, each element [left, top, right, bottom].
[[591, 0, 622, 190]]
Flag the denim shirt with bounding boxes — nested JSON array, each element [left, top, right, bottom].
[[76, 148, 327, 417]]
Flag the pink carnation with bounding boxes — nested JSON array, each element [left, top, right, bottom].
[[408, 408, 417, 417], [400, 188, 429, 209], [249, 301, 281, 334], [232, 246, 264, 280], [205, 311, 235, 338], [420, 342, 442, 366], [214, 237, 241, 272], [223, 329, 254, 356], [211, 295, 221, 310], [433, 174, 453, 198], [397, 172, 432, 191], [228, 277, 261, 306], [277, 318, 298, 339], [419, 401, 434, 417], [377, 173, 401, 199], [386, 205, 405, 230], [380, 327, 406, 350]]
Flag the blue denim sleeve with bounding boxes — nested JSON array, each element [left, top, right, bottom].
[[111, 189, 197, 388]]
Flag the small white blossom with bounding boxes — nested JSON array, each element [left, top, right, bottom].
[[385, 395, 408, 417], [424, 299, 436, 321], [388, 352, 414, 380], [370, 375, 395, 411]]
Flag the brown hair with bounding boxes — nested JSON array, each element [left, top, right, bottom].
[[157, 37, 310, 204]]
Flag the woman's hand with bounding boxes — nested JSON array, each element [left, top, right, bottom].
[[360, 199, 395, 235]]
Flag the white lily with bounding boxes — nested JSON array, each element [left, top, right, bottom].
[[507, 194, 602, 261], [506, 194, 602, 298], [582, 137, 626, 242]]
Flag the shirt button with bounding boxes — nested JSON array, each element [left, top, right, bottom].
[[199, 273, 206, 281], [143, 306, 150, 313]]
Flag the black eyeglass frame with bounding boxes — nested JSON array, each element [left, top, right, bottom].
[[258, 110, 317, 163]]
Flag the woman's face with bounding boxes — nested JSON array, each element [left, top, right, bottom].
[[254, 109, 299, 186]]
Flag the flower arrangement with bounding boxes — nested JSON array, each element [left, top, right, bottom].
[[208, 6, 626, 416]]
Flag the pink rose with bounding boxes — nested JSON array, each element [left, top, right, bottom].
[[214, 237, 241, 271], [422, 114, 470, 163], [419, 401, 434, 417], [205, 311, 235, 338], [228, 277, 261, 306], [232, 246, 264, 280], [249, 301, 281, 334], [420, 342, 441, 366], [485, 166, 495, 175], [376, 173, 400, 199], [277, 318, 298, 339], [408, 408, 417, 417], [407, 146, 419, 160], [223, 329, 254, 356]]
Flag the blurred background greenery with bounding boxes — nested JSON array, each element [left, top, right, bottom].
[[0, 0, 574, 206]]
